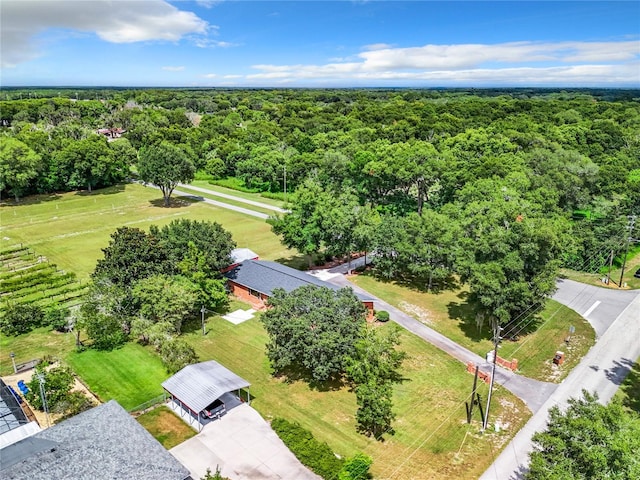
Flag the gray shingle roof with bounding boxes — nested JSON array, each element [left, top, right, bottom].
[[0, 400, 190, 480], [225, 260, 373, 301], [162, 360, 250, 414]]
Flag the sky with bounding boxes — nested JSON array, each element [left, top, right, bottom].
[[1, 0, 639, 88]]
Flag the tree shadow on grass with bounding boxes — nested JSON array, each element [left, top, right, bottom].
[[74, 184, 126, 196], [617, 359, 640, 413], [274, 254, 312, 271], [369, 269, 461, 295], [446, 291, 493, 343], [1, 192, 62, 207], [272, 365, 348, 392], [148, 196, 195, 208]]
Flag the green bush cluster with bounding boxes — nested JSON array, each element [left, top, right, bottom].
[[270, 418, 372, 480], [271, 417, 344, 479], [375, 310, 390, 322]]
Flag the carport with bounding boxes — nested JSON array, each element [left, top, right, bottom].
[[162, 361, 250, 432]]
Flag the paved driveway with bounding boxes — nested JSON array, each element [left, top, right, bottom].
[[170, 404, 320, 480]]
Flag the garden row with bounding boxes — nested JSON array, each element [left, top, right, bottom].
[[0, 246, 88, 311]]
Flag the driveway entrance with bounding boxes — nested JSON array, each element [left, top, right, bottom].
[[170, 404, 319, 480]]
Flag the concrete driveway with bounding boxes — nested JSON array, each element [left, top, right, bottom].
[[170, 404, 320, 480]]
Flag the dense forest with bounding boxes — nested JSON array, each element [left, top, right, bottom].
[[1, 88, 639, 327]]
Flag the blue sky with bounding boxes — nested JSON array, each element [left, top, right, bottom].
[[1, 1, 639, 87]]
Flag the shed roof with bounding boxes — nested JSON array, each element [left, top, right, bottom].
[[162, 361, 250, 414], [0, 400, 189, 480], [230, 248, 259, 264], [224, 260, 373, 301]]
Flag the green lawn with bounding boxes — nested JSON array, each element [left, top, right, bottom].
[[66, 342, 169, 410], [0, 183, 305, 279], [349, 273, 595, 382], [0, 327, 76, 376], [184, 306, 530, 480], [136, 406, 197, 449]]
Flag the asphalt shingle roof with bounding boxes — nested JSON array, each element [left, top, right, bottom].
[[0, 400, 190, 480], [162, 360, 250, 414], [224, 260, 373, 301]]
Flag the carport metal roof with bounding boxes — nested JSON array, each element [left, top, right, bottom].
[[162, 361, 250, 413]]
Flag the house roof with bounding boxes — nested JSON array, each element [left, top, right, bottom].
[[162, 360, 250, 414], [224, 260, 374, 302], [230, 248, 259, 265], [0, 400, 190, 480]]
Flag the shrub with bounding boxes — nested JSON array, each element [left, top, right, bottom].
[[339, 453, 373, 480], [159, 338, 198, 373], [44, 304, 71, 332], [375, 310, 390, 322], [271, 418, 344, 479], [0, 303, 44, 335]]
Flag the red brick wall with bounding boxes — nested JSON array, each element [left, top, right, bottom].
[[496, 356, 518, 371], [466, 362, 492, 384], [229, 282, 267, 310]]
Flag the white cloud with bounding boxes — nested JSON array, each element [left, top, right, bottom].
[[202, 73, 218, 78], [223, 74, 243, 79], [162, 66, 185, 71], [244, 40, 640, 85], [362, 43, 394, 51], [195, 38, 239, 48], [1, 0, 208, 67], [196, 0, 222, 9]]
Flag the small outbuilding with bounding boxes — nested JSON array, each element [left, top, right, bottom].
[[162, 361, 250, 431]]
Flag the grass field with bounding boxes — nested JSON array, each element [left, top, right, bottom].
[[349, 273, 595, 382], [136, 406, 197, 449], [184, 309, 530, 480], [0, 327, 76, 376], [1, 184, 536, 478], [0, 183, 305, 279], [66, 343, 169, 410]]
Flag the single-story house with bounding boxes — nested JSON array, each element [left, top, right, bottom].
[[224, 259, 375, 317], [162, 360, 251, 431], [0, 400, 190, 480]]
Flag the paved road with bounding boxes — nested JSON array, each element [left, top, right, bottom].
[[137, 180, 272, 219], [315, 272, 558, 413], [172, 188, 270, 219], [481, 286, 640, 480], [177, 183, 288, 213], [551, 278, 639, 337]]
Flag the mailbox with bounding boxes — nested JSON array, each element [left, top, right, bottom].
[[553, 351, 565, 365]]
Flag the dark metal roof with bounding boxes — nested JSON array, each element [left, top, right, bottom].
[[224, 260, 374, 301], [0, 379, 29, 436], [162, 360, 250, 414], [0, 400, 190, 480]]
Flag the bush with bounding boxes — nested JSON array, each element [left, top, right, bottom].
[[339, 453, 373, 480], [375, 310, 390, 322], [0, 303, 44, 335], [159, 338, 198, 373], [271, 418, 344, 479], [44, 304, 70, 332]]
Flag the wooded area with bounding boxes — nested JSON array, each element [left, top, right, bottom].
[[2, 88, 638, 330]]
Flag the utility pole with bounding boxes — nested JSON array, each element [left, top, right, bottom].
[[37, 373, 50, 428], [10, 352, 17, 374], [283, 163, 287, 204], [606, 249, 614, 285], [201, 305, 206, 336], [618, 215, 636, 288], [483, 321, 502, 432]]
